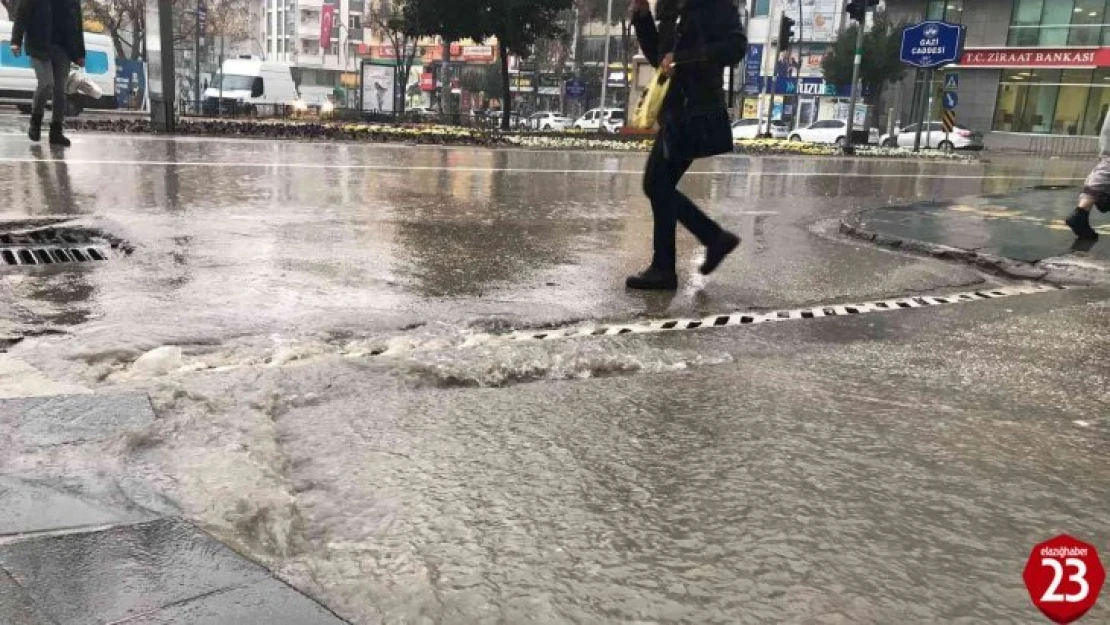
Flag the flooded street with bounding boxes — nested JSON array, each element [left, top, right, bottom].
[[0, 130, 1107, 623]]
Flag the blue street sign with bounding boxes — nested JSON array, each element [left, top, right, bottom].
[[944, 72, 959, 91], [743, 44, 763, 96], [900, 21, 965, 69], [565, 79, 586, 99], [943, 91, 958, 110]]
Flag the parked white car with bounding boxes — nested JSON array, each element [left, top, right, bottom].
[[528, 111, 571, 131], [789, 119, 852, 146], [574, 108, 624, 132], [732, 118, 788, 140], [880, 122, 985, 151]]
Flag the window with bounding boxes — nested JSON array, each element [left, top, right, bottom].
[[1072, 1, 1107, 46], [926, 0, 964, 21], [752, 0, 770, 18], [1009, 0, 1045, 46], [993, 69, 1110, 135], [1008, 0, 1110, 47], [85, 51, 110, 75]]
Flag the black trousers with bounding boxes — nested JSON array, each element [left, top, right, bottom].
[[642, 131, 723, 270]]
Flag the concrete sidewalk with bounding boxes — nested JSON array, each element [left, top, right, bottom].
[[843, 186, 1110, 283], [0, 392, 347, 625]]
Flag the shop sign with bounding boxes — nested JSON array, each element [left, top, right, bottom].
[[743, 44, 763, 95], [960, 47, 1110, 68], [510, 73, 534, 92], [462, 46, 495, 62], [420, 72, 435, 91]]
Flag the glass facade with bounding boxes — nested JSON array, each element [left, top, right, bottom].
[[1008, 0, 1110, 47], [994, 69, 1110, 135], [926, 0, 965, 21]]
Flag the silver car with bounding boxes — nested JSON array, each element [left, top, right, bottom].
[[880, 122, 984, 151], [732, 118, 788, 140]]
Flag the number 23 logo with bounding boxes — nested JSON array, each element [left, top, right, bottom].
[[1041, 558, 1090, 604]]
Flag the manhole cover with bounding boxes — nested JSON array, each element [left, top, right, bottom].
[[0, 225, 133, 268]]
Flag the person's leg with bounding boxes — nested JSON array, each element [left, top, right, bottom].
[[29, 56, 55, 142], [643, 136, 690, 271], [1066, 193, 1098, 240], [1067, 158, 1109, 239], [669, 165, 741, 276], [627, 136, 683, 290], [48, 47, 71, 147]]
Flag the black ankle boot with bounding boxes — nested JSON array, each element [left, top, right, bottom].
[[700, 231, 741, 276], [28, 113, 43, 142], [49, 122, 70, 147], [1065, 208, 1098, 240], [626, 266, 678, 291]]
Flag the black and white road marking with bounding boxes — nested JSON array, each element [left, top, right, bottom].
[[471, 283, 1070, 348]]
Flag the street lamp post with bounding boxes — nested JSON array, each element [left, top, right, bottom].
[[598, 0, 613, 133]]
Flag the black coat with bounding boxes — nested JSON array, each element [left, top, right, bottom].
[[633, 0, 746, 117], [12, 0, 86, 63], [634, 0, 746, 159]]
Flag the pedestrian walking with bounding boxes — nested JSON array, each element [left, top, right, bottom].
[[626, 0, 746, 291], [10, 0, 87, 147], [1066, 112, 1110, 241]]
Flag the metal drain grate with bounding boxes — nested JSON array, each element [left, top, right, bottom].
[[0, 225, 131, 267], [0, 246, 113, 266]]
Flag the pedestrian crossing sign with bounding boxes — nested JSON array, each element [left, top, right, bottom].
[[944, 73, 959, 91]]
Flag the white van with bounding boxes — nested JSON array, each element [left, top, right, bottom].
[[0, 21, 117, 115], [203, 57, 298, 115]]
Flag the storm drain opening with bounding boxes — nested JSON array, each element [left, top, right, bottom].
[[0, 224, 133, 268]]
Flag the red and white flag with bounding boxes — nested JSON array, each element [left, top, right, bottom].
[[321, 3, 336, 51]]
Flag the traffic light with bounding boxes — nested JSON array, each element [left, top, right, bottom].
[[779, 15, 796, 50], [845, 0, 879, 22]]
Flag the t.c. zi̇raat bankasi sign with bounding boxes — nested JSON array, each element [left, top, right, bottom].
[[960, 47, 1110, 68], [900, 21, 966, 69]]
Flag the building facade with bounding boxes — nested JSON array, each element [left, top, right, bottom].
[[888, 0, 1110, 143], [742, 0, 859, 126], [263, 0, 366, 104]]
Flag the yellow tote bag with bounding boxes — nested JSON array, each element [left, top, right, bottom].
[[631, 68, 671, 130]]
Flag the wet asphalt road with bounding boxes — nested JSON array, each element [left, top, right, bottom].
[[0, 125, 1107, 624]]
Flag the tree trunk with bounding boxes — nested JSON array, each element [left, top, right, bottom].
[[440, 39, 452, 114], [499, 41, 511, 131]]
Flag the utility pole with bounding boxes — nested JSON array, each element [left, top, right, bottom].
[[195, 1, 206, 115], [843, 5, 867, 154], [760, 0, 778, 137], [598, 0, 613, 133]]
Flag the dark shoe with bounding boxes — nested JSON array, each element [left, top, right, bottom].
[[625, 267, 678, 291], [28, 113, 43, 142], [1066, 208, 1098, 240], [1096, 200, 1110, 214], [700, 231, 741, 275], [49, 123, 70, 147]]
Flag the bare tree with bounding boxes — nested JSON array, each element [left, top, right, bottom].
[[367, 0, 422, 114], [82, 0, 147, 60], [80, 0, 249, 61]]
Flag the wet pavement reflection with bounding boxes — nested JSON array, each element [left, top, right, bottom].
[[0, 129, 1107, 624], [861, 186, 1110, 263]]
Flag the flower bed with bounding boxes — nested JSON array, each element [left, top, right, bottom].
[[68, 118, 977, 160]]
